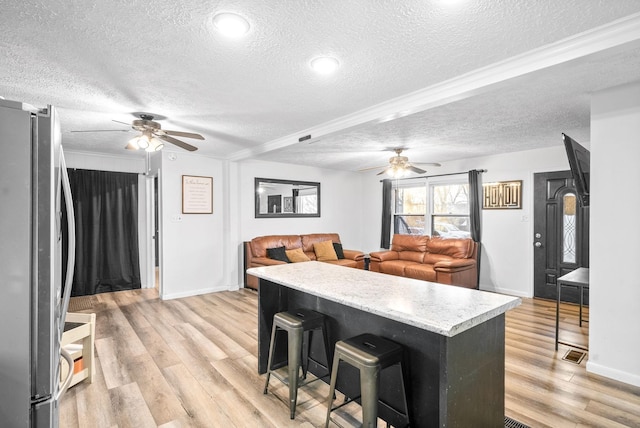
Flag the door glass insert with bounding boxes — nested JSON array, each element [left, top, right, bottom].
[[562, 193, 577, 263]]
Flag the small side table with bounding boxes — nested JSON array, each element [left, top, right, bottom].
[[62, 312, 96, 387], [555, 267, 589, 351]]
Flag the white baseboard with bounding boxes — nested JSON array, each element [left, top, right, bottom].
[[161, 285, 230, 300], [587, 361, 640, 388], [479, 285, 531, 298]]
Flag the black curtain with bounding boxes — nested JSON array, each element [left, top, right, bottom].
[[67, 169, 141, 296], [292, 189, 299, 213], [468, 170, 482, 288], [380, 179, 392, 248]]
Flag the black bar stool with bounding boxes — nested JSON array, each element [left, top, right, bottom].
[[325, 333, 410, 428], [263, 308, 332, 419]]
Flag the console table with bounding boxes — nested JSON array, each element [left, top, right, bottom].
[[248, 262, 520, 427], [555, 267, 589, 351]]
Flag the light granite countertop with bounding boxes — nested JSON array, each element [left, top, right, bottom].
[[247, 261, 521, 337]]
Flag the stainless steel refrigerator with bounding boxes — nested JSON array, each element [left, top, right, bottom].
[[0, 99, 76, 427]]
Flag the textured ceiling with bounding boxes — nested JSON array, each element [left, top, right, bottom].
[[2, 1, 640, 171]]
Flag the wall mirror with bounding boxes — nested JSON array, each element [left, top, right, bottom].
[[255, 177, 321, 218]]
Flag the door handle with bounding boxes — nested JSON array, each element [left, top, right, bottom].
[[534, 242, 542, 248]]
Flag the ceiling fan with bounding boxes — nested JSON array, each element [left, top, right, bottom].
[[72, 113, 204, 152], [121, 114, 203, 152], [360, 148, 441, 177]]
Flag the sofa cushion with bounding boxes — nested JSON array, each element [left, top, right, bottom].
[[252, 235, 302, 258], [423, 253, 454, 265], [302, 233, 341, 252], [426, 237, 474, 259], [378, 260, 419, 276], [286, 248, 311, 263], [405, 264, 437, 282], [314, 240, 338, 261], [391, 234, 429, 252], [267, 246, 290, 263], [398, 251, 425, 263], [333, 242, 345, 259]]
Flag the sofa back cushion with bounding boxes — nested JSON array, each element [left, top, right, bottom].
[[391, 234, 429, 252], [426, 237, 475, 259], [251, 235, 303, 258], [301, 233, 341, 252], [399, 251, 425, 263]]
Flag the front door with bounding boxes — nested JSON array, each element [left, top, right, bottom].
[[533, 171, 589, 302]]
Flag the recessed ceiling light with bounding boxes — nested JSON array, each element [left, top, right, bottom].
[[212, 12, 250, 38], [310, 56, 340, 75]]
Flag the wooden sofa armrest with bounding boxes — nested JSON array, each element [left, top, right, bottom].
[[369, 251, 399, 262], [433, 259, 476, 272]]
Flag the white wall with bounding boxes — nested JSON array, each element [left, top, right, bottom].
[[359, 145, 571, 297], [237, 160, 365, 246], [158, 151, 227, 299], [588, 82, 640, 387]]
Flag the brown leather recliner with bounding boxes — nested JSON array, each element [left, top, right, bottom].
[[369, 234, 478, 289], [245, 233, 366, 289]]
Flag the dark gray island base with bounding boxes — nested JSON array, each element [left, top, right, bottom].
[[250, 262, 520, 427]]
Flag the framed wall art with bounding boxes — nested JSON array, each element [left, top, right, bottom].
[[182, 175, 213, 214], [483, 180, 522, 209]]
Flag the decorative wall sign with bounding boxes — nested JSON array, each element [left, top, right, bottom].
[[182, 175, 213, 214], [483, 180, 522, 209]]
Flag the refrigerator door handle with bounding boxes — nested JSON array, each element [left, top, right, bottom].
[[56, 347, 74, 400], [59, 149, 75, 335]]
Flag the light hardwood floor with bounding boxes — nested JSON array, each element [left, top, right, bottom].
[[60, 288, 640, 427]]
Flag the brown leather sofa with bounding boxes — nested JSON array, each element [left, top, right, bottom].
[[244, 233, 366, 290], [369, 234, 478, 289]]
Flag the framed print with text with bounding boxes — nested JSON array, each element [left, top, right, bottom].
[[182, 175, 213, 214]]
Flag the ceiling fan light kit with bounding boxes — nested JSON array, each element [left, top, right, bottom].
[[118, 114, 203, 152]]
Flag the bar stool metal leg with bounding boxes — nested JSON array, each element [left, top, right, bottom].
[[324, 352, 342, 428], [263, 320, 278, 394], [287, 324, 303, 419], [360, 364, 380, 427]]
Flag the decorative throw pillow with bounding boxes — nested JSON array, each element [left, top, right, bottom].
[[314, 240, 338, 261], [332, 242, 345, 259], [286, 248, 311, 263], [267, 246, 290, 263]]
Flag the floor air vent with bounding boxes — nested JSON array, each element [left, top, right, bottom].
[[67, 295, 98, 312], [505, 416, 531, 428], [563, 349, 587, 364]]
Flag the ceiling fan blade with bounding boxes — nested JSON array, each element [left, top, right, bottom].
[[70, 129, 130, 133], [376, 168, 389, 176], [112, 119, 132, 126], [358, 165, 387, 172], [164, 130, 204, 140], [408, 165, 427, 174], [414, 162, 442, 167], [158, 134, 198, 152]]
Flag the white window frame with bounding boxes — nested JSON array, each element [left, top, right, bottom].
[[428, 177, 470, 238]]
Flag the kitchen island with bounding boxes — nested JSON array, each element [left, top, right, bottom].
[[248, 261, 520, 427]]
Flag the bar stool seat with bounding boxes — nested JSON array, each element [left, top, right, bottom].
[[263, 308, 332, 419], [325, 333, 410, 428]]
